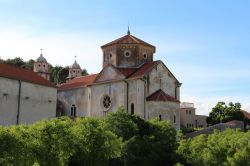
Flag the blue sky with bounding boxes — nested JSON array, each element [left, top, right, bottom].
[[0, 0, 249, 114]]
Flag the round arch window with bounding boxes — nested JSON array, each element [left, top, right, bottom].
[[102, 95, 111, 111], [124, 50, 131, 58]]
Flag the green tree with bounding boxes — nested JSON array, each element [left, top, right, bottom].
[[105, 108, 178, 166], [206, 102, 244, 125], [177, 129, 250, 166], [69, 118, 122, 166]]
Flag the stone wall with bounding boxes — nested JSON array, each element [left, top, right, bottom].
[[147, 101, 180, 130], [0, 77, 57, 125]]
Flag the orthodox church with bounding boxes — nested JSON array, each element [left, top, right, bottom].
[[57, 30, 181, 129]]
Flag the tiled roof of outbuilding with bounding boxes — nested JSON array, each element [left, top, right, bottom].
[[0, 64, 56, 88], [146, 89, 180, 102], [58, 74, 98, 91]]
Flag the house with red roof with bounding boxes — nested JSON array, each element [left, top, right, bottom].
[[58, 31, 182, 129], [0, 64, 57, 125]]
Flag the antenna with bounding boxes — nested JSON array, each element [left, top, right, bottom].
[[74, 55, 77, 62]]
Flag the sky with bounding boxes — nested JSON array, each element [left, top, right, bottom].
[[0, 0, 249, 115]]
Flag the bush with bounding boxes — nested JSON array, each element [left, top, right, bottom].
[[177, 129, 250, 166]]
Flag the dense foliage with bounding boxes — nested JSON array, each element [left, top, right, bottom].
[[0, 57, 88, 84], [0, 108, 177, 166], [206, 102, 245, 125], [177, 129, 250, 166]]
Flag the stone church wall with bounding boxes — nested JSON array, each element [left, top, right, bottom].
[[89, 81, 127, 117], [127, 79, 145, 118], [57, 87, 89, 117], [148, 63, 176, 98]]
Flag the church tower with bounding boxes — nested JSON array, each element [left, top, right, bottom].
[[101, 29, 156, 68], [33, 49, 50, 80], [67, 59, 82, 81]]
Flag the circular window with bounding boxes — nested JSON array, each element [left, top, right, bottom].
[[124, 50, 131, 58], [102, 95, 111, 111], [143, 53, 147, 59], [109, 53, 112, 58], [38, 64, 41, 67]]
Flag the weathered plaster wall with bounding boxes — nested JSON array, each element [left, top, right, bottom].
[[0, 77, 57, 125], [57, 87, 89, 117], [147, 101, 180, 130], [0, 77, 19, 125], [19, 82, 57, 124]]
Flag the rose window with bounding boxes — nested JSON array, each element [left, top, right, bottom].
[[103, 95, 111, 111]]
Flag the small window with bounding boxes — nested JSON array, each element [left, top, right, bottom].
[[71, 104, 76, 117], [159, 114, 162, 121], [186, 124, 188, 128], [38, 64, 41, 67], [73, 70, 75, 73], [143, 53, 147, 59], [189, 110, 191, 115], [43, 65, 46, 67], [110, 53, 112, 58], [124, 50, 131, 58], [131, 103, 134, 115], [174, 115, 176, 123]]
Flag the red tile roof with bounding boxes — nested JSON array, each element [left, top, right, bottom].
[[101, 34, 155, 51], [58, 74, 98, 91], [0, 64, 56, 88], [129, 61, 161, 79], [146, 89, 180, 102]]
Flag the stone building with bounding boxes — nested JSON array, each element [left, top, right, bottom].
[[180, 102, 208, 128], [58, 31, 181, 129], [0, 64, 57, 125]]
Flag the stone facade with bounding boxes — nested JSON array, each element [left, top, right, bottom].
[[58, 32, 181, 130], [0, 64, 57, 125], [180, 102, 208, 128]]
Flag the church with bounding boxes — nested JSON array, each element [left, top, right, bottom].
[[58, 31, 181, 129]]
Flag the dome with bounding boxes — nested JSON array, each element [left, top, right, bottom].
[[36, 54, 47, 63], [71, 61, 81, 69]]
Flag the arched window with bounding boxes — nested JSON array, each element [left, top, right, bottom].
[[71, 104, 76, 117], [131, 103, 134, 115], [159, 114, 162, 121]]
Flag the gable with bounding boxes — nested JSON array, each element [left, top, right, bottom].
[[95, 65, 125, 83]]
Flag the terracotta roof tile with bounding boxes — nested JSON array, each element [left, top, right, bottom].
[[146, 89, 180, 102], [129, 61, 161, 79], [0, 64, 56, 88], [101, 34, 155, 51], [58, 74, 98, 91], [116, 68, 138, 77]]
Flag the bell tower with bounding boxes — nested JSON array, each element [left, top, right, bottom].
[[33, 49, 50, 80], [101, 31, 156, 68], [67, 57, 82, 81]]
